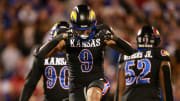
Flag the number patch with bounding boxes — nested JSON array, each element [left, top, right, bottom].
[[59, 66, 70, 89], [45, 66, 57, 89], [78, 49, 93, 72], [125, 59, 151, 86], [125, 60, 136, 86], [45, 66, 70, 89]]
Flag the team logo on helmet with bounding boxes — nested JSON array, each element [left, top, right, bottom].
[[70, 8, 77, 22], [50, 23, 58, 38], [89, 9, 96, 21]]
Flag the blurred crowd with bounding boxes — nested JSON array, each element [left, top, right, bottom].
[[0, 0, 180, 101]]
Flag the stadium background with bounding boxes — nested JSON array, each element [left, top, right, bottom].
[[0, 0, 180, 101]]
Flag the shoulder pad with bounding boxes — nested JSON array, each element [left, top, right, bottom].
[[154, 48, 170, 61]]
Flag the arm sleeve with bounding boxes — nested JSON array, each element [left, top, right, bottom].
[[35, 28, 70, 58], [19, 57, 43, 101], [112, 35, 135, 56], [35, 34, 64, 58], [160, 64, 173, 101], [160, 64, 174, 101], [101, 24, 135, 55]]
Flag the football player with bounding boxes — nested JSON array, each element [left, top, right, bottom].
[[36, 4, 135, 101], [117, 25, 174, 101], [19, 21, 70, 101]]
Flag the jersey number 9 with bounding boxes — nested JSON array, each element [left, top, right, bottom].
[[78, 49, 93, 72]]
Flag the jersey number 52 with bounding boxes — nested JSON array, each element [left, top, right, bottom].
[[125, 59, 151, 86]]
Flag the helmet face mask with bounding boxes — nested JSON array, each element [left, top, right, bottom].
[[74, 29, 92, 39], [70, 4, 96, 40], [137, 25, 161, 48]]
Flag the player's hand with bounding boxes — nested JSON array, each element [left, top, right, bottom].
[[99, 24, 114, 40], [54, 28, 72, 40]]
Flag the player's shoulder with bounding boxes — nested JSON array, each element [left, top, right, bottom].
[[152, 47, 170, 61]]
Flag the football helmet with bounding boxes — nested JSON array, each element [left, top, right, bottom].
[[70, 4, 96, 40], [50, 21, 69, 39], [136, 25, 161, 48]]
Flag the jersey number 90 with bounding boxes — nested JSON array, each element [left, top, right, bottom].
[[45, 66, 70, 89]]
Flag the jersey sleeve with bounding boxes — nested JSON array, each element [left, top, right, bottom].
[[19, 56, 43, 101]]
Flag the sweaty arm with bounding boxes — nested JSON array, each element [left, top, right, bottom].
[[159, 61, 174, 101], [19, 57, 43, 101]]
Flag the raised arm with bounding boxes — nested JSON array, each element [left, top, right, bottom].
[[159, 61, 174, 101], [35, 32, 68, 59], [102, 25, 135, 55]]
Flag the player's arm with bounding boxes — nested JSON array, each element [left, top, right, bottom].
[[102, 25, 135, 55], [35, 33, 68, 58], [105, 39, 134, 56], [19, 57, 43, 101], [159, 61, 174, 101], [46, 39, 66, 57]]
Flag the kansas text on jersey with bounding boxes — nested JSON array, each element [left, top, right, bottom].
[[43, 53, 70, 101]]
